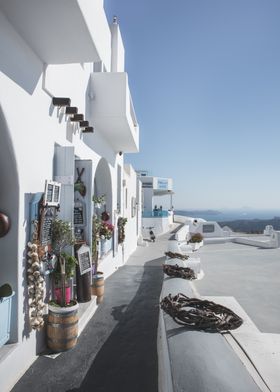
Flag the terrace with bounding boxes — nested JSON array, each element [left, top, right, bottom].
[[12, 220, 280, 391]]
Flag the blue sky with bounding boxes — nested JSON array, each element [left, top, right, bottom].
[[104, 0, 280, 210]]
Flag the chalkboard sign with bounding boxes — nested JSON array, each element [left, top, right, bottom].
[[77, 244, 92, 275], [40, 206, 56, 246], [74, 206, 84, 226]]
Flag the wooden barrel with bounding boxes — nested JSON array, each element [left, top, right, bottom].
[[47, 304, 79, 352], [91, 275, 104, 298]]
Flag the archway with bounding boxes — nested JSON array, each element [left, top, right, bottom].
[[93, 158, 113, 220], [0, 106, 19, 343], [93, 158, 113, 260]]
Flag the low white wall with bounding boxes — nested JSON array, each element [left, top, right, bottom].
[[142, 217, 170, 237], [175, 225, 190, 242], [158, 241, 264, 392]]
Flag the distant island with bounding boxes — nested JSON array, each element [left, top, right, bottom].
[[219, 217, 280, 233], [176, 209, 222, 216]]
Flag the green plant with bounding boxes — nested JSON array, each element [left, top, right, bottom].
[[189, 233, 203, 243], [52, 219, 75, 255], [99, 221, 114, 240], [92, 194, 106, 205], [117, 217, 127, 244], [51, 219, 76, 307], [52, 252, 77, 285]]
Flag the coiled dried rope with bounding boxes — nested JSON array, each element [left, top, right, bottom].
[[163, 264, 196, 280], [160, 293, 243, 331], [165, 251, 189, 260]]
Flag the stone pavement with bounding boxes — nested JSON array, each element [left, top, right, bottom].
[[12, 231, 171, 392]]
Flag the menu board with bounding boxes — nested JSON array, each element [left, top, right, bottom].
[[74, 206, 84, 226], [77, 244, 92, 275], [40, 206, 56, 246]]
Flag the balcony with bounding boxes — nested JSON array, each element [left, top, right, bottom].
[[0, 0, 111, 67], [90, 72, 139, 153]]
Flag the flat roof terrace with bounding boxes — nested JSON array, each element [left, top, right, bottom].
[[194, 242, 280, 333]]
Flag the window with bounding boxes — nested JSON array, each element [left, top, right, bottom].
[[203, 224, 215, 233]]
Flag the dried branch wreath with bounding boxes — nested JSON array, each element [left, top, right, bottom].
[[160, 293, 243, 331], [165, 251, 189, 260], [163, 264, 196, 280]]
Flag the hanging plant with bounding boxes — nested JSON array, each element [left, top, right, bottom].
[[92, 194, 106, 208], [101, 210, 110, 222], [117, 217, 127, 244], [74, 168, 86, 197], [92, 215, 102, 273]]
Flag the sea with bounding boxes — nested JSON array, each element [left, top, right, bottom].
[[174, 209, 280, 222]]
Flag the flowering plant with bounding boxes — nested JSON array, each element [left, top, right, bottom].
[[92, 194, 106, 206], [117, 217, 127, 244], [99, 221, 114, 240]]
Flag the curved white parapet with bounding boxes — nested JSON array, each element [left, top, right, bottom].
[[158, 263, 263, 392]]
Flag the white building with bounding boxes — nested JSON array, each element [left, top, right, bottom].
[[137, 172, 174, 236], [0, 1, 141, 390]]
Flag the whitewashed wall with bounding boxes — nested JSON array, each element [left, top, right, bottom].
[[123, 164, 139, 262], [0, 7, 139, 391]]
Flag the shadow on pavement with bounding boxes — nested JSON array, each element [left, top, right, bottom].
[[68, 258, 164, 392]]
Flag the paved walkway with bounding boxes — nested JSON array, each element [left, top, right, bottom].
[[12, 231, 171, 392]]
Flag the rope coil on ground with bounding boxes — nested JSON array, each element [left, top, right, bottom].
[[165, 251, 189, 260], [160, 293, 243, 331], [163, 264, 196, 280]]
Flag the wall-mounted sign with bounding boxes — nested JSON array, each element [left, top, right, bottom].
[[77, 244, 92, 275], [74, 199, 86, 227], [157, 178, 168, 190], [40, 206, 57, 246], [43, 180, 61, 207]]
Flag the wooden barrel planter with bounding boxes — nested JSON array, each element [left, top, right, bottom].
[[47, 302, 79, 352], [91, 272, 104, 304]]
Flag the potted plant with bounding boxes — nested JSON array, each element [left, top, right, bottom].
[[52, 252, 77, 305], [188, 232, 204, 251], [117, 217, 127, 244], [92, 215, 102, 272], [0, 284, 14, 347], [99, 221, 114, 240], [47, 219, 79, 353], [92, 194, 106, 209], [99, 221, 114, 256]]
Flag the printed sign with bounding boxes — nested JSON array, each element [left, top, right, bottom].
[[157, 178, 168, 190], [77, 244, 92, 275]]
